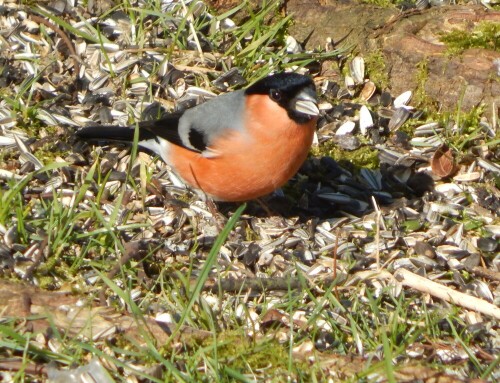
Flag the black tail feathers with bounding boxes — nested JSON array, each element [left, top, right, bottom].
[[76, 125, 155, 143]]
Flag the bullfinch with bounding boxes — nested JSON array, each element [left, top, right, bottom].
[[76, 72, 319, 202]]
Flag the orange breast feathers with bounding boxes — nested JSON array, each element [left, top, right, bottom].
[[168, 94, 318, 202]]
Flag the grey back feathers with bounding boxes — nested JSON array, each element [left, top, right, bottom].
[[178, 90, 246, 152]]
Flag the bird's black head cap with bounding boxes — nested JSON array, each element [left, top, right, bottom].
[[245, 72, 318, 124]]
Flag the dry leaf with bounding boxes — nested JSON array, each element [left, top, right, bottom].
[[431, 144, 458, 178], [261, 308, 287, 329]]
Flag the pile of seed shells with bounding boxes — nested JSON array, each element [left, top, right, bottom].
[[0, 0, 499, 381]]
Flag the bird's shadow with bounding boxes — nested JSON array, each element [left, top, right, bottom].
[[217, 155, 435, 220]]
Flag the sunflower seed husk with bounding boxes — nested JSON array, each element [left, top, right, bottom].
[[349, 56, 365, 85], [393, 90, 412, 108], [388, 107, 410, 131]]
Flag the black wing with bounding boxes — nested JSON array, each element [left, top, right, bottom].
[[137, 112, 184, 147]]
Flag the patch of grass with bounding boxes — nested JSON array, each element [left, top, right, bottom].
[[208, 1, 347, 83], [409, 59, 497, 149], [1, 256, 497, 381], [440, 22, 500, 54], [443, 105, 486, 151]]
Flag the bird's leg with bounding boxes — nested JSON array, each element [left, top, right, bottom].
[[206, 198, 227, 232], [255, 197, 276, 217]]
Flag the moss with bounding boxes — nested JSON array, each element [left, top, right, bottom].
[[440, 22, 500, 55], [462, 216, 484, 232], [412, 58, 429, 107], [203, 331, 312, 378], [37, 275, 59, 290], [412, 58, 439, 113], [494, 174, 500, 190], [14, 122, 69, 163], [311, 142, 379, 170], [360, 0, 403, 7], [176, 192, 196, 204], [33, 144, 66, 164], [245, 224, 260, 242], [364, 50, 390, 89]]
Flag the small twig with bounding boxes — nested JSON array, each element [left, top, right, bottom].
[[0, 361, 47, 376], [395, 268, 500, 320], [28, 13, 81, 77], [371, 9, 424, 38], [380, 250, 400, 271], [204, 277, 302, 293]]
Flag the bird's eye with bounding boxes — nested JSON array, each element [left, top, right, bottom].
[[270, 89, 281, 101]]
